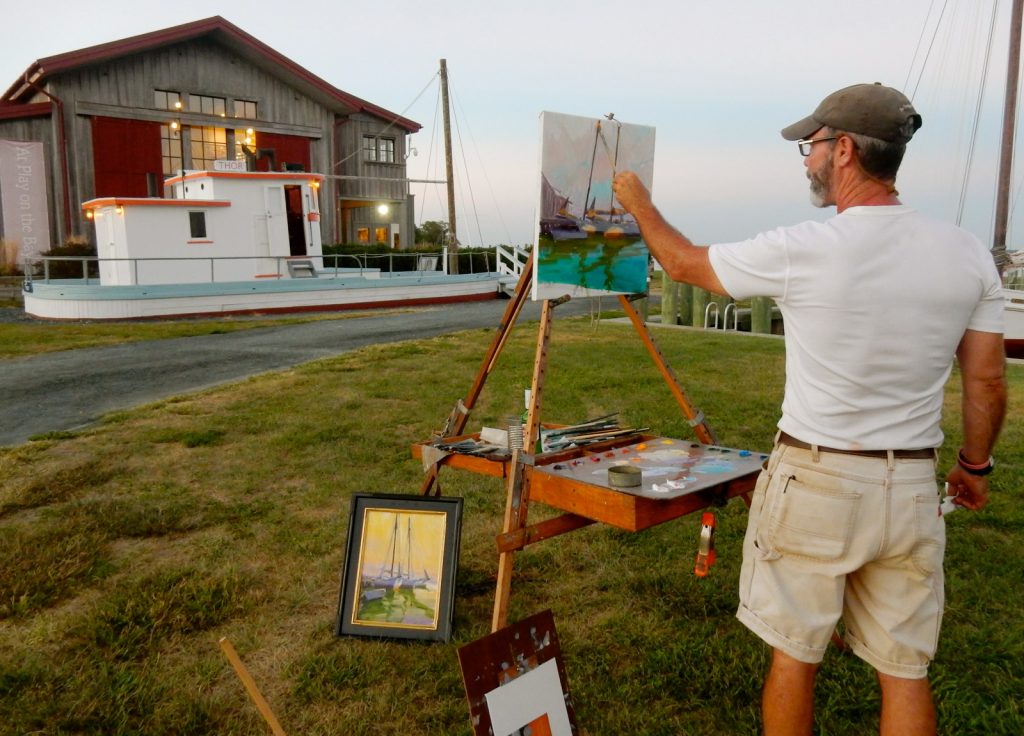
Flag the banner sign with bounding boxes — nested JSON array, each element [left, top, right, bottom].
[[0, 140, 51, 262]]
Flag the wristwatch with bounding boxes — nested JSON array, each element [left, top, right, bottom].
[[957, 448, 995, 476]]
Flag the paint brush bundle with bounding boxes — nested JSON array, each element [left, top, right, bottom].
[[540, 413, 646, 452]]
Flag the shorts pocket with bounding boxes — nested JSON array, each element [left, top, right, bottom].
[[910, 494, 945, 576], [763, 474, 860, 562]]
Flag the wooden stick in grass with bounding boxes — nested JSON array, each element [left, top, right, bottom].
[[218, 637, 288, 736]]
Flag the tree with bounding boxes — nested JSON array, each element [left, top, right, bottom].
[[415, 220, 449, 247]]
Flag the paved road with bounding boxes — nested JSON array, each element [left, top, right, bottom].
[[0, 297, 633, 446]]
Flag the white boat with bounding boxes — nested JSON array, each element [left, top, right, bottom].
[[1005, 287, 1024, 358]]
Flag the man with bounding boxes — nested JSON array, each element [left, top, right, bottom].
[[613, 83, 1006, 735]]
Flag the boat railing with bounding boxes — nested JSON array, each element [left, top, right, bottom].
[[494, 245, 530, 279], [24, 251, 501, 285]]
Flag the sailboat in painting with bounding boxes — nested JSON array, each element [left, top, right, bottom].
[[361, 514, 435, 599]]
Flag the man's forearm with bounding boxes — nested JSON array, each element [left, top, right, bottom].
[[960, 375, 1007, 462], [956, 330, 1007, 463], [612, 173, 727, 294]]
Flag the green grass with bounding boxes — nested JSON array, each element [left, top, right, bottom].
[[0, 317, 1020, 735], [0, 308, 411, 360]]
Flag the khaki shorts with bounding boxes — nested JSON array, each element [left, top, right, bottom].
[[736, 442, 945, 679]]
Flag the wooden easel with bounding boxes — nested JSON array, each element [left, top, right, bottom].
[[419, 256, 727, 631]]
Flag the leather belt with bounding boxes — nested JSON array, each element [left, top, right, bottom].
[[777, 431, 935, 460]]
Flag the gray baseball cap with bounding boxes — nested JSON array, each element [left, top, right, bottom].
[[781, 83, 922, 144]]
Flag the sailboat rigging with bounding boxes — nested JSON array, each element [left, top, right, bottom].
[[539, 115, 640, 241]]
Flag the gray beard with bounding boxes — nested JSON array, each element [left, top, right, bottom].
[[807, 154, 832, 208]]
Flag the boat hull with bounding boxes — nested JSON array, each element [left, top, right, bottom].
[[1005, 288, 1024, 358]]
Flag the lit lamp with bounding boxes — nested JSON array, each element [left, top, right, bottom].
[[377, 204, 389, 216]]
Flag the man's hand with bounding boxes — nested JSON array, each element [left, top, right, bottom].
[[944, 465, 989, 510], [613, 171, 652, 216]]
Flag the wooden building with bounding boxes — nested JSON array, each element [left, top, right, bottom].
[[0, 16, 420, 257]]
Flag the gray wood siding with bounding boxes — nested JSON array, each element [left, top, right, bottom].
[[335, 114, 409, 201], [5, 35, 412, 249]]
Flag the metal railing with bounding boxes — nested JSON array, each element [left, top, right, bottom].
[[24, 250, 506, 286]]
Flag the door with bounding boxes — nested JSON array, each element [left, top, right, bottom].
[[264, 186, 289, 259]]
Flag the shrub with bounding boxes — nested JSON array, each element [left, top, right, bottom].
[[41, 236, 98, 279]]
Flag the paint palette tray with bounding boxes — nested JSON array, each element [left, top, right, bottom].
[[537, 436, 768, 500]]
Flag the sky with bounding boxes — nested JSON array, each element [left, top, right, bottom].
[[2, 0, 1021, 249]]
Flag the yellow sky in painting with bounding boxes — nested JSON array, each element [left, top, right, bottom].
[[358, 508, 447, 580]]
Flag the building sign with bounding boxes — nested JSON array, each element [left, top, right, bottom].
[[0, 140, 51, 262], [213, 159, 248, 172]]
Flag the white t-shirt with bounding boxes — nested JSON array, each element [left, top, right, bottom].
[[709, 205, 1004, 450]]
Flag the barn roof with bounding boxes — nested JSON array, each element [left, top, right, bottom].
[[1, 16, 420, 132]]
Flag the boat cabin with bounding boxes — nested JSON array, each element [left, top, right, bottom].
[[84, 170, 324, 285]]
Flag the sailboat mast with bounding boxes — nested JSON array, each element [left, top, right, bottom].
[[440, 59, 459, 274], [994, 0, 1024, 276], [583, 121, 601, 219]]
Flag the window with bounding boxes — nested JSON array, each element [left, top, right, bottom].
[[190, 126, 228, 169], [154, 89, 182, 111], [233, 99, 258, 119], [188, 94, 226, 117], [189, 211, 207, 238], [159, 123, 183, 176], [375, 226, 388, 243], [234, 128, 256, 162], [362, 135, 378, 162], [357, 227, 370, 243], [362, 135, 396, 163]]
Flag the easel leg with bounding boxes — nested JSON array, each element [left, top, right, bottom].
[[491, 298, 555, 631], [420, 256, 535, 497], [618, 295, 718, 445], [492, 450, 528, 631]]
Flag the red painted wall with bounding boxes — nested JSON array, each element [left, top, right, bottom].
[[91, 117, 163, 197], [254, 132, 311, 172]]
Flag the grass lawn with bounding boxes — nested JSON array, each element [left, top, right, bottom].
[[0, 309, 411, 360], [0, 316, 1020, 734]]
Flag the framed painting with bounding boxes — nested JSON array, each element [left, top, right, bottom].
[[534, 111, 655, 301], [335, 493, 463, 642]]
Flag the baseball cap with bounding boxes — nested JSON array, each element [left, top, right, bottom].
[[781, 83, 922, 144]]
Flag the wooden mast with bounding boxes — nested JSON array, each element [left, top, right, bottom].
[[994, 0, 1024, 276], [440, 59, 459, 274]]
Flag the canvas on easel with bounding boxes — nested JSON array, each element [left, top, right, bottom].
[[535, 111, 655, 301]]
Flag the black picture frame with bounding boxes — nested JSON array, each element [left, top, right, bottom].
[[335, 493, 463, 642]]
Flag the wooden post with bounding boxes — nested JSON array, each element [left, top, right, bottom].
[[660, 271, 679, 325], [677, 282, 692, 327], [440, 59, 459, 274], [993, 0, 1024, 276], [751, 296, 772, 334], [691, 287, 708, 328]]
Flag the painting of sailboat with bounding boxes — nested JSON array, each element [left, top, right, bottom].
[[337, 494, 462, 641], [534, 111, 655, 300], [352, 507, 447, 628]]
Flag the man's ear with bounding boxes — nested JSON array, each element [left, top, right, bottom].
[[833, 135, 857, 166]]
